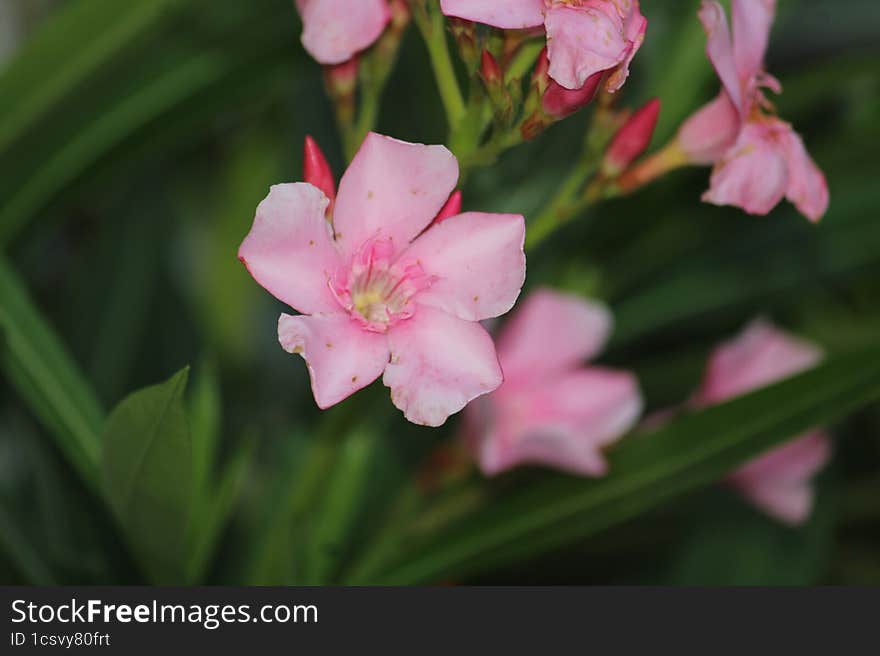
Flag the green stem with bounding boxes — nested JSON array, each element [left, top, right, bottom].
[[505, 41, 543, 84], [525, 97, 623, 250], [525, 159, 600, 251], [417, 5, 465, 132]]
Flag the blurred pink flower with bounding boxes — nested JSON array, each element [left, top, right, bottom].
[[295, 0, 391, 65], [677, 0, 828, 221], [441, 0, 647, 93], [465, 289, 642, 476], [239, 132, 526, 427], [693, 318, 831, 524]]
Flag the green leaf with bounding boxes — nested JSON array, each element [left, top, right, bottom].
[[0, 504, 57, 585], [0, 256, 103, 486], [0, 1, 300, 244], [101, 367, 192, 584], [0, 0, 179, 156], [347, 347, 880, 584], [302, 428, 378, 584], [185, 434, 255, 584]]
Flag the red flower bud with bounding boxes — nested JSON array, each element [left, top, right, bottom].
[[303, 135, 336, 216], [480, 50, 502, 87], [602, 98, 661, 177], [432, 190, 462, 225], [531, 47, 551, 95]]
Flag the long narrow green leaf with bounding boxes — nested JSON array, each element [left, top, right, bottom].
[[348, 347, 880, 584], [0, 0, 180, 155], [0, 256, 103, 485], [0, 51, 228, 243]]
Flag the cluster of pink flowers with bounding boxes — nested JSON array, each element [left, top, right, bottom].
[[237, 0, 834, 526], [442, 0, 647, 93], [677, 0, 828, 221]]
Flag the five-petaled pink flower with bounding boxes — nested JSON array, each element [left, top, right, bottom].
[[441, 0, 647, 93], [677, 0, 828, 221], [692, 318, 831, 525], [239, 132, 526, 427], [464, 289, 642, 476], [295, 0, 391, 65]]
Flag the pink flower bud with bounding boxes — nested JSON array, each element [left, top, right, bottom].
[[432, 190, 462, 225], [542, 73, 603, 120], [303, 135, 336, 216], [602, 98, 661, 177]]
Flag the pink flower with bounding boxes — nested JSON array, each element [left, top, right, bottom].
[[239, 133, 526, 427], [465, 289, 643, 476], [693, 318, 831, 524], [295, 0, 391, 65], [677, 0, 828, 221], [441, 0, 647, 93]]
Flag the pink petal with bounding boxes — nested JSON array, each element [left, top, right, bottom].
[[296, 0, 390, 65], [699, 1, 744, 113], [604, 0, 648, 92], [677, 92, 741, 165], [735, 479, 814, 525], [730, 432, 831, 525], [384, 305, 503, 427], [333, 132, 460, 257], [695, 317, 823, 405], [732, 0, 776, 84], [702, 123, 789, 216], [238, 183, 342, 315], [732, 431, 831, 486], [476, 367, 643, 477], [400, 212, 526, 322], [782, 127, 829, 223], [545, 5, 629, 90], [278, 312, 390, 409], [495, 289, 612, 383], [439, 0, 545, 29]]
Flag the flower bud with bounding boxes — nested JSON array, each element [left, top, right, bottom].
[[480, 50, 503, 88], [520, 48, 603, 139], [303, 135, 336, 217], [449, 17, 479, 71], [542, 73, 603, 120], [602, 97, 661, 177], [432, 190, 462, 225]]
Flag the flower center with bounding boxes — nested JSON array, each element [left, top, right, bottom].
[[331, 238, 430, 333]]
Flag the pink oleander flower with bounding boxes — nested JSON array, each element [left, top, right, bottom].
[[464, 289, 643, 476], [295, 0, 391, 65], [441, 0, 647, 93], [239, 132, 526, 427], [676, 0, 828, 221], [692, 318, 832, 525]]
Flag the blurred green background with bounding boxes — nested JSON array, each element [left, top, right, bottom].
[[0, 0, 878, 585]]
